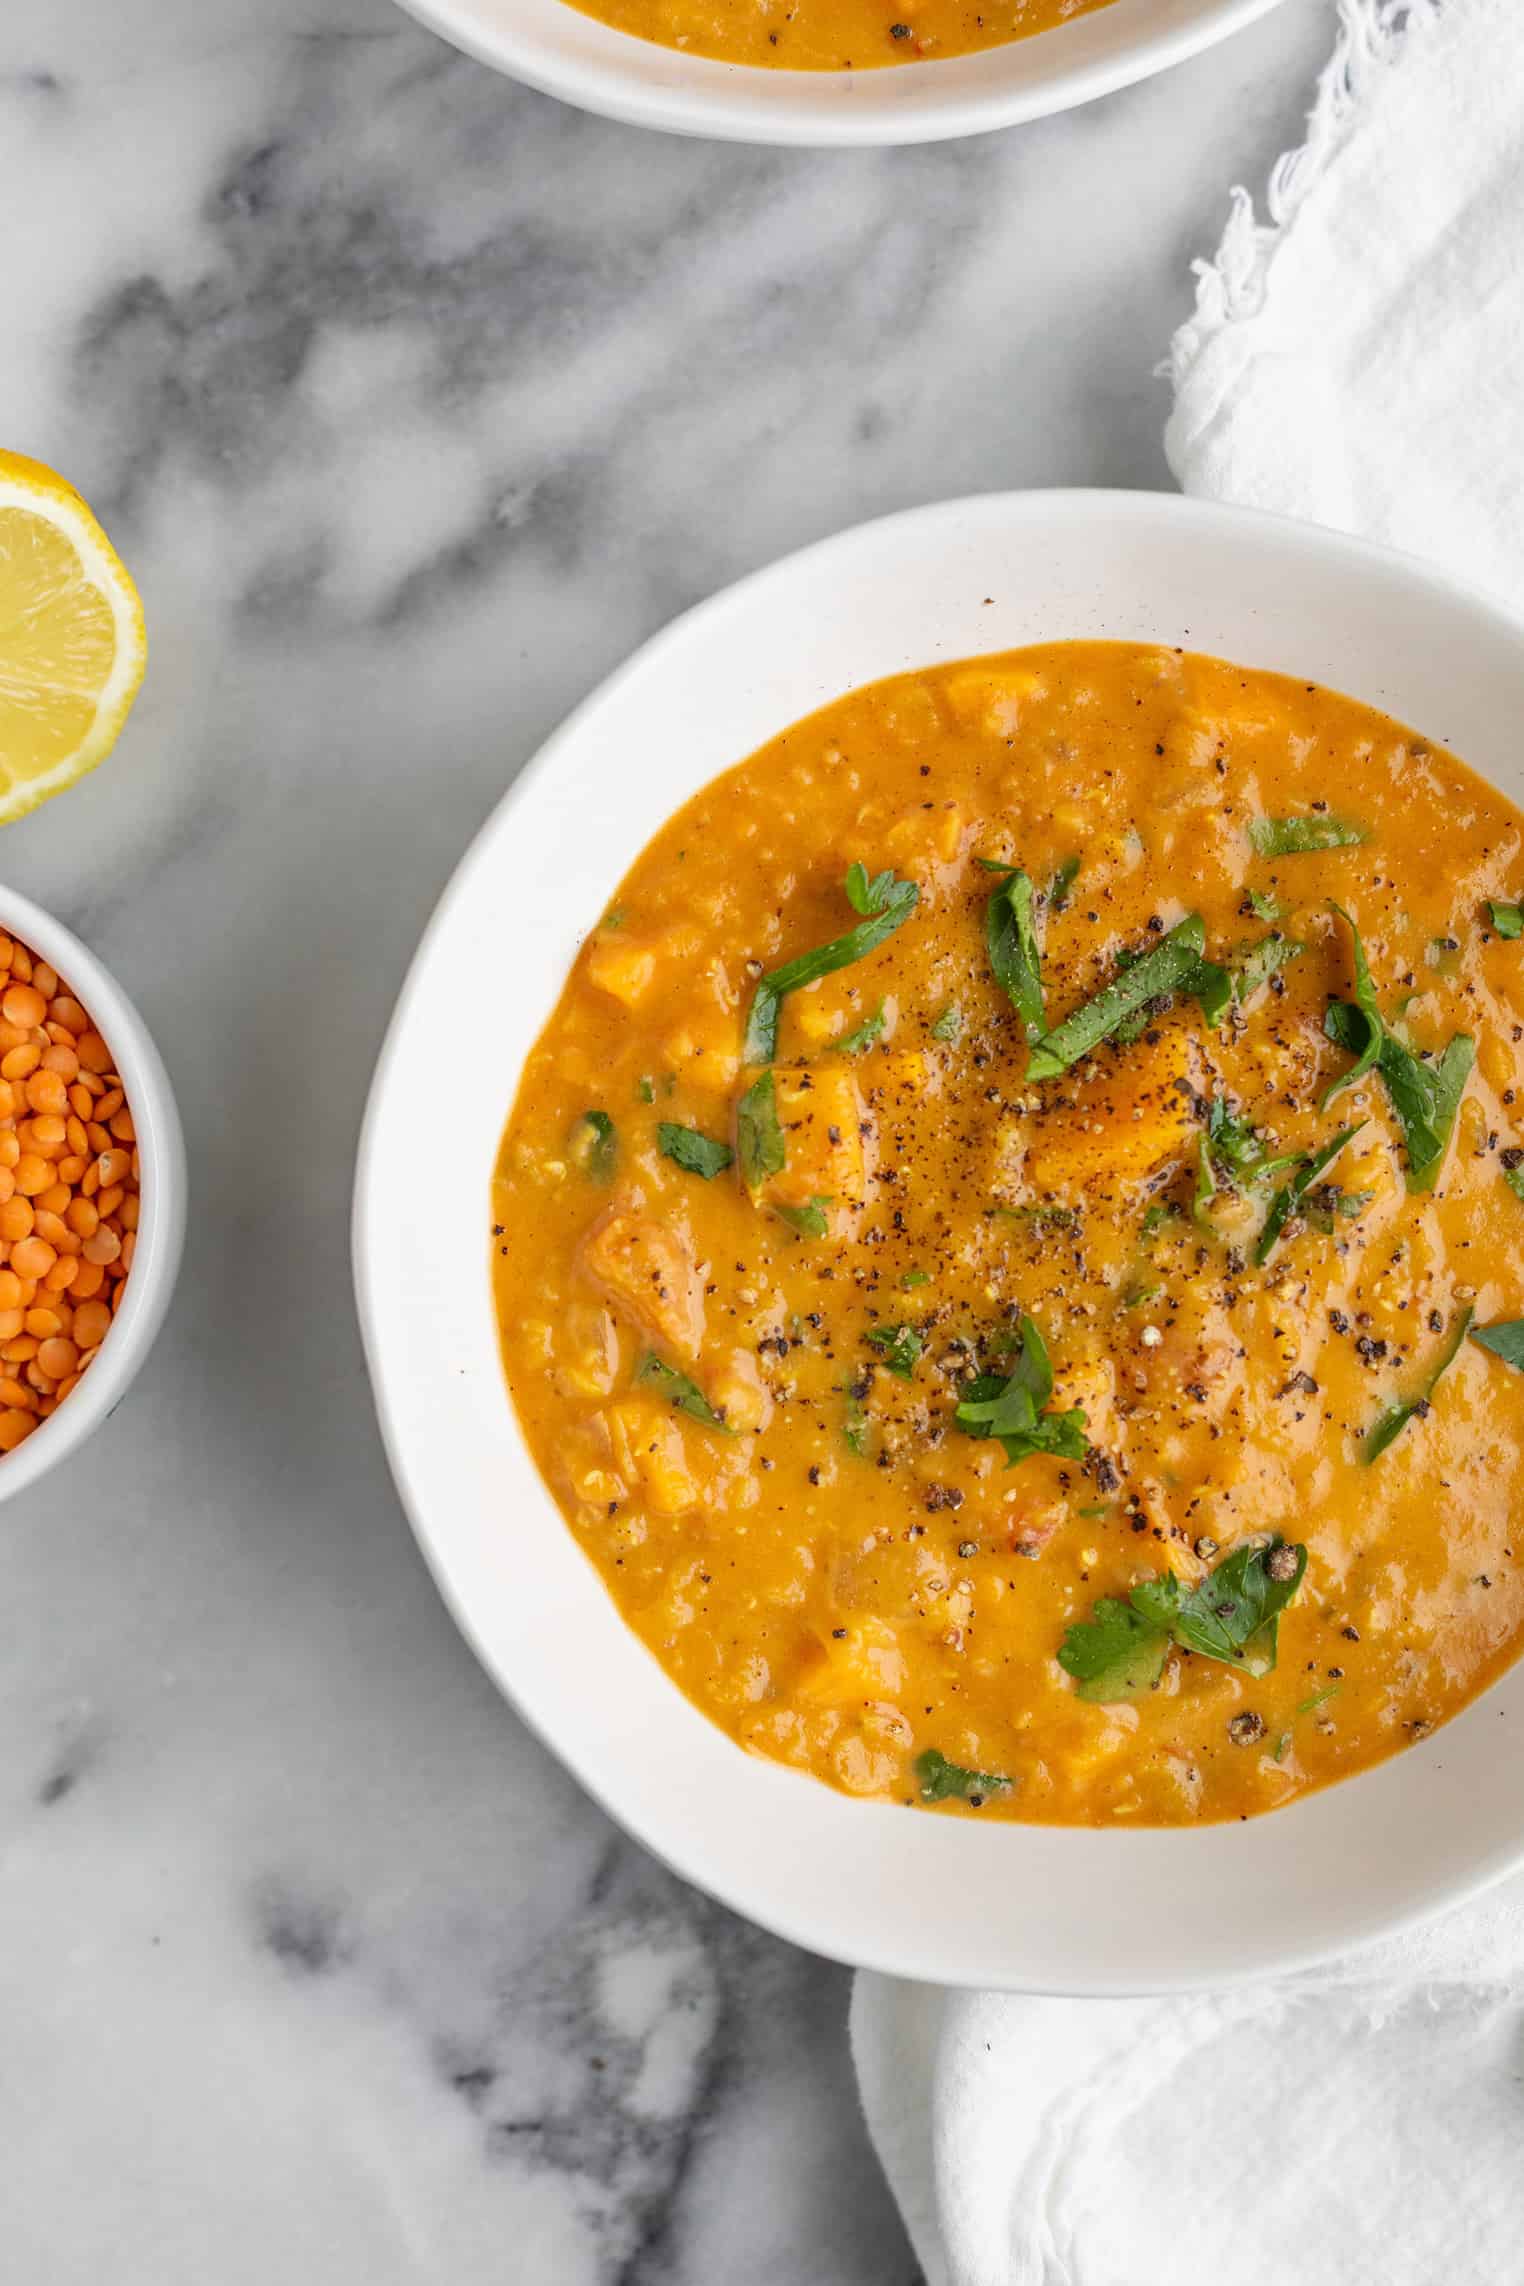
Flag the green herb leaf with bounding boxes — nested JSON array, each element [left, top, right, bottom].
[[1327, 998, 1475, 1191], [833, 1002, 886, 1055], [1193, 1132, 1217, 1226], [866, 1322, 922, 1379], [1321, 903, 1384, 1109], [914, 1748, 1012, 1804], [1505, 1166, 1524, 1204], [1235, 932, 1305, 1003], [1248, 814, 1370, 857], [1362, 1305, 1474, 1462], [1048, 855, 1081, 912], [1058, 1591, 1174, 1702], [568, 1110, 617, 1183], [985, 869, 1045, 1043], [1247, 888, 1283, 922], [1470, 1317, 1524, 1371], [602, 906, 626, 928], [1254, 1122, 1364, 1265], [953, 1318, 1087, 1467], [657, 1122, 733, 1180], [930, 1003, 962, 1043], [1182, 953, 1234, 1028], [1303, 1184, 1375, 1232], [973, 855, 1015, 873], [1173, 1537, 1307, 1674], [744, 867, 919, 1062], [1140, 1201, 1180, 1240], [636, 1075, 656, 1104], [1026, 917, 1207, 1080], [1488, 900, 1524, 939], [842, 1387, 871, 1458], [844, 861, 901, 916], [902, 1268, 930, 1288], [634, 1351, 735, 1433], [737, 1069, 785, 1191], [775, 1195, 831, 1238], [1386, 1032, 1474, 1193], [1060, 1537, 1308, 1702]]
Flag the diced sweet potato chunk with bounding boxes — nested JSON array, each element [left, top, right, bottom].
[[579, 1200, 705, 1359], [605, 1400, 700, 1516], [586, 932, 657, 1007], [764, 1065, 871, 1225], [1021, 1020, 1202, 1201]]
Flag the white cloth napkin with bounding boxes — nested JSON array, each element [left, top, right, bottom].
[[855, 6, 1524, 2278]]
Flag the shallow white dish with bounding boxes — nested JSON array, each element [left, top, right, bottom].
[[0, 884, 185, 1504], [394, 0, 1288, 147], [356, 488, 1524, 1992]]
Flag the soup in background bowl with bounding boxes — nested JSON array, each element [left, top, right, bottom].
[[355, 491, 1524, 1991], [390, 0, 1292, 148]]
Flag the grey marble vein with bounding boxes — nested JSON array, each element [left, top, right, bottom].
[[0, 0, 1337, 2278]]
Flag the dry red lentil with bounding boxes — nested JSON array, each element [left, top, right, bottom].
[[0, 932, 138, 1453]]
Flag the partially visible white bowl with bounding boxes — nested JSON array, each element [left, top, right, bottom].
[[394, 0, 1289, 146], [355, 489, 1524, 1992], [0, 885, 186, 1503]]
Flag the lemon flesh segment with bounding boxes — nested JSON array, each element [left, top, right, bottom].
[[0, 460, 146, 825]]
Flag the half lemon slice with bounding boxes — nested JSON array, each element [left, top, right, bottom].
[[0, 450, 146, 825]]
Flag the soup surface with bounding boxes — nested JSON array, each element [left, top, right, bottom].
[[492, 641, 1524, 1826], [565, 0, 1111, 72]]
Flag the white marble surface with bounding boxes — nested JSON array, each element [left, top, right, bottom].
[[1, 0, 1337, 2275]]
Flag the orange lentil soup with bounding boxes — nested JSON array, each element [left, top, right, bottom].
[[565, 0, 1112, 72], [492, 641, 1524, 1826]]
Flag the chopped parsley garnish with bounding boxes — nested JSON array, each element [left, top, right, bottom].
[[1321, 903, 1384, 1109], [902, 1267, 930, 1288], [568, 1109, 617, 1183], [953, 1315, 1087, 1467], [736, 1069, 785, 1190], [1303, 1183, 1374, 1232], [744, 864, 918, 1062], [866, 1322, 923, 1378], [984, 867, 1045, 1043], [634, 1351, 734, 1433], [1254, 1122, 1364, 1265], [657, 1122, 733, 1180], [1246, 887, 1283, 922], [1505, 1166, 1524, 1204], [1195, 1092, 1296, 1224], [1470, 1317, 1524, 1372], [1321, 903, 1475, 1189], [775, 1195, 831, 1238], [1048, 855, 1081, 912], [1235, 932, 1305, 1002], [1487, 899, 1524, 939], [842, 1387, 871, 1457], [1362, 1305, 1473, 1462], [1321, 930, 1473, 1193], [636, 1075, 656, 1104], [1026, 916, 1209, 1079], [915, 1748, 1012, 1805], [833, 1002, 886, 1055], [930, 1002, 962, 1043], [1248, 814, 1370, 857], [1059, 1536, 1307, 1703]]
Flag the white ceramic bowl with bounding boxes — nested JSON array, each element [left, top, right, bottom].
[[0, 885, 185, 1503], [356, 489, 1524, 1992], [394, 0, 1289, 146]]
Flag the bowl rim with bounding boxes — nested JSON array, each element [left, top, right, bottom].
[[0, 883, 186, 1501], [354, 487, 1524, 1992], [392, 0, 1292, 148]]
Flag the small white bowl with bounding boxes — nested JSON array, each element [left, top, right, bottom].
[[0, 885, 185, 1502], [356, 490, 1524, 1992], [394, 0, 1290, 147]]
